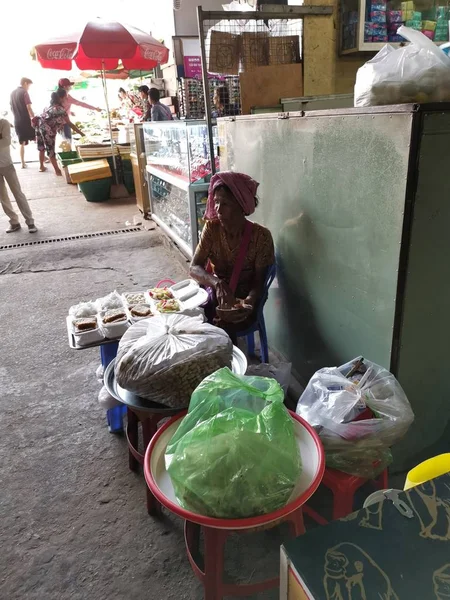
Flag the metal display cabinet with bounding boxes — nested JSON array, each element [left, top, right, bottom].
[[218, 104, 450, 470], [130, 124, 150, 217], [340, 0, 449, 54], [143, 120, 214, 258]]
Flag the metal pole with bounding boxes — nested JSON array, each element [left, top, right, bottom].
[[101, 60, 119, 184], [197, 6, 217, 175]]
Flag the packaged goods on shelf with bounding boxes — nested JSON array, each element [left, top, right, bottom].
[[370, 10, 387, 23], [387, 10, 402, 23]]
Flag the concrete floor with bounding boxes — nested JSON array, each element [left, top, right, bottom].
[[0, 164, 287, 600]]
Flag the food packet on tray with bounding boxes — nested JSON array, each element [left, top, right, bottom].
[[115, 314, 233, 408], [296, 357, 414, 477], [166, 368, 302, 518]]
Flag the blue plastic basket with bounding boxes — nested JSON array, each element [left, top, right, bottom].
[[100, 342, 125, 433]]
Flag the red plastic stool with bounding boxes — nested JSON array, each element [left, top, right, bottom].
[[184, 511, 305, 599], [304, 466, 389, 525], [144, 410, 325, 600]]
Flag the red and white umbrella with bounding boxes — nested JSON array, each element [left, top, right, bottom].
[[33, 19, 169, 192], [34, 19, 169, 71]]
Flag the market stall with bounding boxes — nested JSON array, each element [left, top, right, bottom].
[[143, 120, 217, 257]]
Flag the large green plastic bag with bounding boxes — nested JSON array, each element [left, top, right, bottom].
[[165, 367, 302, 519]]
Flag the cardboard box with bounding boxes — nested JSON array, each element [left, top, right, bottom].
[[241, 32, 269, 71], [268, 36, 301, 66], [207, 30, 240, 75], [68, 159, 112, 184], [239, 63, 303, 114]]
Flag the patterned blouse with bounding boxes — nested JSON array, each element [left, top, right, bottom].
[[197, 219, 275, 298]]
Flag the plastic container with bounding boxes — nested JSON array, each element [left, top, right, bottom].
[[126, 304, 154, 323], [123, 170, 135, 195], [99, 310, 129, 339], [107, 404, 127, 433], [72, 318, 104, 346], [79, 177, 112, 203], [404, 453, 450, 490], [122, 291, 147, 306], [57, 151, 80, 164]]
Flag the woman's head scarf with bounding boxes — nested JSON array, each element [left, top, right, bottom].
[[204, 171, 259, 220]]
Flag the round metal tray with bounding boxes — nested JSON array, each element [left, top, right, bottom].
[[104, 346, 248, 412]]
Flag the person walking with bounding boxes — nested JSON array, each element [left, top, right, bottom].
[[34, 90, 84, 176], [57, 78, 101, 148], [149, 88, 173, 121], [10, 77, 35, 169], [0, 118, 37, 233]]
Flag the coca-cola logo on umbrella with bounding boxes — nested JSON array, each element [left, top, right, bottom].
[[141, 44, 166, 62], [46, 47, 75, 60]]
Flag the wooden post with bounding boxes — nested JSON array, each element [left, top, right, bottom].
[[303, 0, 337, 96]]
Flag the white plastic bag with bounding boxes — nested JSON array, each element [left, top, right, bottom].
[[98, 385, 121, 409], [296, 357, 414, 477], [115, 314, 233, 408], [355, 26, 450, 107]]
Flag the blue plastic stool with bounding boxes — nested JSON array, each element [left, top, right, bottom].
[[100, 342, 126, 433], [236, 264, 276, 364]]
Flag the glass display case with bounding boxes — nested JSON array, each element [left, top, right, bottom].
[[340, 0, 449, 53], [143, 121, 217, 257]]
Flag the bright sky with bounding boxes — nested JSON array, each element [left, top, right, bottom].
[[0, 0, 158, 113]]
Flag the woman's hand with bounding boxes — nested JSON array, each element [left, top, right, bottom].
[[214, 279, 235, 308]]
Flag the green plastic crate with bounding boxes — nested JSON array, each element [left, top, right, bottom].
[[123, 171, 135, 195], [78, 177, 112, 202], [57, 151, 80, 166]]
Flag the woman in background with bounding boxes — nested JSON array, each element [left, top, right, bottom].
[[34, 90, 83, 176]]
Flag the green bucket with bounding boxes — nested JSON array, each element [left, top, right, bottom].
[[78, 177, 112, 202]]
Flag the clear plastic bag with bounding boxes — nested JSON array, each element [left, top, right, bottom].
[[115, 314, 233, 408], [98, 385, 121, 409], [296, 357, 414, 478], [166, 367, 301, 518], [355, 26, 450, 107], [246, 362, 292, 396]]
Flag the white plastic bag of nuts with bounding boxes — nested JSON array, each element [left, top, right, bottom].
[[115, 313, 233, 408]]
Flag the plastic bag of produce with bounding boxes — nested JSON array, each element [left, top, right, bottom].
[[355, 26, 450, 107], [296, 357, 414, 478], [115, 314, 233, 408], [166, 368, 302, 518]]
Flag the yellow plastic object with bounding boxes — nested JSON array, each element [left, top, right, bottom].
[[404, 453, 450, 490]]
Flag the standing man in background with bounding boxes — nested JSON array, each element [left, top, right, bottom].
[[149, 88, 173, 121], [57, 78, 101, 148], [10, 77, 35, 169], [0, 118, 37, 233]]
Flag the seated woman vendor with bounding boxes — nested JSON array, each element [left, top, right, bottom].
[[190, 171, 274, 340]]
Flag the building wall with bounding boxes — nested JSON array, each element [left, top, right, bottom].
[[174, 0, 228, 36], [303, 0, 374, 96]]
